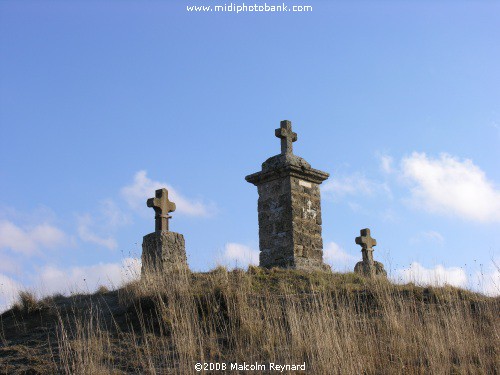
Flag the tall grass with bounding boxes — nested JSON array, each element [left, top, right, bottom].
[[35, 267, 498, 374]]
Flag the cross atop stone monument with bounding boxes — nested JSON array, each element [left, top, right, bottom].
[[147, 188, 176, 232], [275, 120, 297, 155]]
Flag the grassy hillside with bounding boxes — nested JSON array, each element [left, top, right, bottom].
[[0, 268, 498, 374]]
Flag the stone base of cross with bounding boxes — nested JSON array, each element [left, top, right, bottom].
[[141, 231, 188, 276]]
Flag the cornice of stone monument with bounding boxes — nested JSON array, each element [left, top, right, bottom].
[[245, 121, 330, 186]]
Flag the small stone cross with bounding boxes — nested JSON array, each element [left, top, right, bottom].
[[355, 228, 376, 264], [147, 188, 176, 232], [275, 120, 297, 155]]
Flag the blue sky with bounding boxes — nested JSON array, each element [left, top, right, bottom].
[[1, 1, 499, 309]]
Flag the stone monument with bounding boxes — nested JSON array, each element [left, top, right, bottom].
[[354, 228, 386, 277], [141, 188, 188, 275], [246, 120, 330, 271]]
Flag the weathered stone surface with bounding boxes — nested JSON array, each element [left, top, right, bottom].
[[275, 120, 297, 155], [141, 231, 188, 274], [354, 260, 387, 277], [147, 188, 176, 232], [354, 228, 387, 277], [246, 120, 330, 271], [142, 188, 188, 275]]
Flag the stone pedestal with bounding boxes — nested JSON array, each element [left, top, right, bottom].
[[354, 260, 387, 277], [141, 231, 188, 275], [246, 121, 330, 271]]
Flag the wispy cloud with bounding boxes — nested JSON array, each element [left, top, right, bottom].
[[378, 153, 394, 174], [121, 170, 215, 217], [75, 199, 131, 250], [99, 199, 131, 228], [401, 152, 500, 223], [322, 173, 391, 199], [410, 230, 445, 245], [77, 214, 118, 250], [0, 220, 67, 255]]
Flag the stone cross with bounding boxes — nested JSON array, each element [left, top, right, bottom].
[[275, 120, 297, 155], [355, 228, 376, 264], [147, 188, 176, 232]]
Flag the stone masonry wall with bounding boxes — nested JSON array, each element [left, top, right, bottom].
[[257, 177, 294, 268], [290, 176, 327, 270], [256, 175, 328, 270]]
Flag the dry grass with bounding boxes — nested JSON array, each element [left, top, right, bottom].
[[12, 291, 41, 314], [1, 268, 498, 374]]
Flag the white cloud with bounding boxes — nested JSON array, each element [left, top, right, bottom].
[[323, 241, 358, 271], [401, 152, 500, 223], [77, 214, 117, 250], [221, 243, 259, 268], [0, 273, 22, 312], [0, 220, 66, 255], [472, 259, 500, 297], [394, 262, 467, 288], [35, 257, 141, 296], [322, 173, 391, 199], [121, 170, 214, 217], [476, 269, 500, 297], [395, 260, 500, 296], [0, 258, 142, 312]]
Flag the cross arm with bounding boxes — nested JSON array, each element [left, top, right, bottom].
[[275, 128, 297, 141], [167, 201, 176, 213], [147, 197, 161, 209], [146, 197, 158, 209]]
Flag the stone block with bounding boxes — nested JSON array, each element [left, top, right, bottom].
[[141, 231, 188, 275]]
